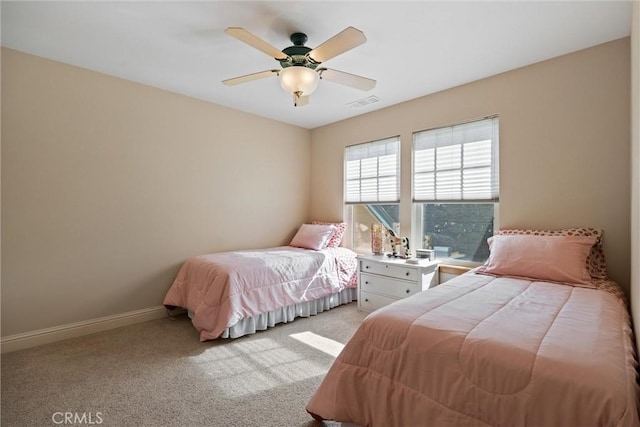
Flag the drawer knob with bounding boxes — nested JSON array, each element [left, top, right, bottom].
[[365, 281, 369, 285], [365, 298, 369, 302], [406, 272, 410, 276], [406, 289, 410, 294], [365, 266, 369, 269]]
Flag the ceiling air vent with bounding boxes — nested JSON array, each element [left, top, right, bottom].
[[347, 95, 381, 109]]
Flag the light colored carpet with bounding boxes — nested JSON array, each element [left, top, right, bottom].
[[1, 303, 367, 427]]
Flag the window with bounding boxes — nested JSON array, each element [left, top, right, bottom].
[[412, 117, 499, 262], [345, 136, 400, 253]]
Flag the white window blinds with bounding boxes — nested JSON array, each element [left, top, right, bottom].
[[413, 117, 499, 202], [345, 136, 400, 204]]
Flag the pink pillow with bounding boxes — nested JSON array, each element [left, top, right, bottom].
[[312, 221, 347, 248], [495, 227, 607, 279], [290, 224, 336, 250], [478, 234, 597, 287]]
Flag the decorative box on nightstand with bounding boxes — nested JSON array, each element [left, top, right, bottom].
[[357, 254, 439, 313]]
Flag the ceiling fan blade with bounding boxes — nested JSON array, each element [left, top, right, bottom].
[[307, 27, 367, 64], [318, 68, 376, 91], [222, 69, 280, 86], [293, 94, 309, 107], [225, 27, 289, 61]]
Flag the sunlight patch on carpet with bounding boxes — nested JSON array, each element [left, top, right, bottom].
[[289, 331, 345, 357], [187, 337, 328, 398]]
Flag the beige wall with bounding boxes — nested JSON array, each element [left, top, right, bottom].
[[631, 1, 639, 351], [311, 38, 632, 292], [1, 48, 311, 337], [2, 36, 634, 340]]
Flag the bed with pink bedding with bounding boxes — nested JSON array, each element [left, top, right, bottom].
[[307, 229, 639, 426], [163, 245, 357, 341]]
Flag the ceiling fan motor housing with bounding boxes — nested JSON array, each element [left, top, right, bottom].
[[280, 32, 318, 69]]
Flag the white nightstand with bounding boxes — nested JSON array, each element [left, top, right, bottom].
[[357, 254, 439, 313]]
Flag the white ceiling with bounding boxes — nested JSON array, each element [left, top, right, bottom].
[[1, 1, 632, 129]]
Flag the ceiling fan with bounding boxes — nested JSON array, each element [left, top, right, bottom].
[[222, 26, 376, 107]]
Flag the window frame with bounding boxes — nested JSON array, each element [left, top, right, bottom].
[[411, 116, 499, 265], [343, 136, 401, 251]]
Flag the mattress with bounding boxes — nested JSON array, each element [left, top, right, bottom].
[[306, 272, 639, 426]]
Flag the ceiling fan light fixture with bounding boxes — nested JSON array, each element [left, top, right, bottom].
[[279, 66, 319, 96]]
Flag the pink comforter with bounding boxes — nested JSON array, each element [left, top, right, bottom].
[[307, 272, 639, 426], [163, 246, 357, 341]]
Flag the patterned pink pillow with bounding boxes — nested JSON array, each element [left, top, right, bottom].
[[312, 221, 347, 248], [495, 228, 607, 279]]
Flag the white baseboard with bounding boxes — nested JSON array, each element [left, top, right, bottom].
[[1, 305, 168, 354]]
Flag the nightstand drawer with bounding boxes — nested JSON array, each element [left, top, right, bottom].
[[360, 260, 418, 281], [360, 273, 421, 299], [359, 291, 397, 313]]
